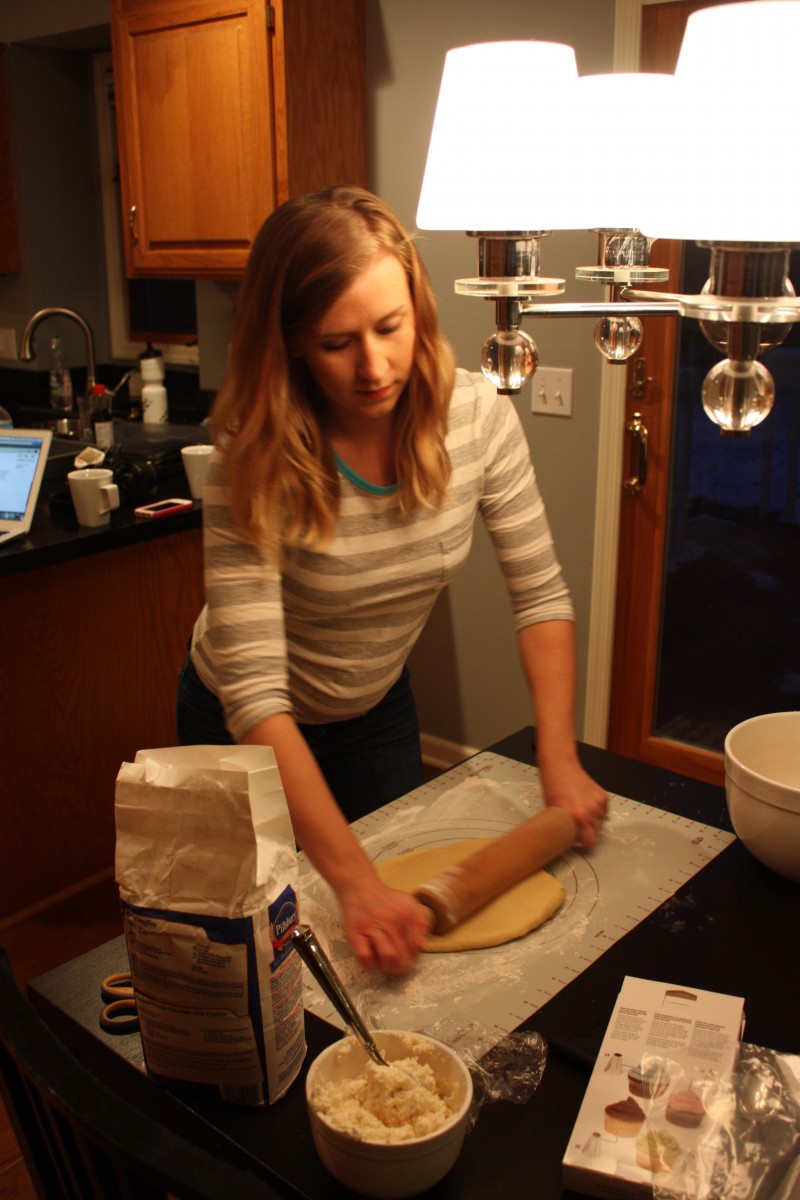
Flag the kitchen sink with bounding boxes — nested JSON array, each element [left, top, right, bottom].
[[45, 436, 91, 483]]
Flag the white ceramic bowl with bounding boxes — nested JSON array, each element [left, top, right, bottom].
[[724, 711, 800, 882], [305, 1030, 472, 1199]]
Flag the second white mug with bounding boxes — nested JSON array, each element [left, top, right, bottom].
[[181, 444, 213, 501]]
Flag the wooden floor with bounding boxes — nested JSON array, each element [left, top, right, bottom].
[[0, 876, 124, 1200]]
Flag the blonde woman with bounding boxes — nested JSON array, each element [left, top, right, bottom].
[[178, 186, 607, 973]]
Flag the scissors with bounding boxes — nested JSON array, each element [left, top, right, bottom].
[[99, 971, 139, 1034]]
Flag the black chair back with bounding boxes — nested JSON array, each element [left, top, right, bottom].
[[0, 946, 281, 1199]]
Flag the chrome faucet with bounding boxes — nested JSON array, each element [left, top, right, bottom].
[[18, 307, 96, 394]]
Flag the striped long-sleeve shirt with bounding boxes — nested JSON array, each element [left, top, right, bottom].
[[190, 369, 574, 739]]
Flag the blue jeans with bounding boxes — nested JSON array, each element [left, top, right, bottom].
[[176, 653, 424, 823]]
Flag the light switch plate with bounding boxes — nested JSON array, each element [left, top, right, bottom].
[[531, 366, 573, 417], [0, 326, 17, 360]]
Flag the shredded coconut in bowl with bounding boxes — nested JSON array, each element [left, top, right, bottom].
[[310, 1036, 461, 1144]]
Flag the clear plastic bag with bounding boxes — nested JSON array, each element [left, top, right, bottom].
[[418, 1017, 548, 1130], [652, 1044, 800, 1200]]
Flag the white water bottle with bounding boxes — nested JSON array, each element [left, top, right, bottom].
[[140, 349, 168, 425]]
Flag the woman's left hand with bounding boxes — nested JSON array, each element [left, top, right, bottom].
[[538, 758, 609, 848]]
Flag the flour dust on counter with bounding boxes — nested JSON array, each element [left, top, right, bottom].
[[297, 754, 734, 1062]]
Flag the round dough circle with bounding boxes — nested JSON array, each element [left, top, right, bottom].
[[376, 838, 565, 952]]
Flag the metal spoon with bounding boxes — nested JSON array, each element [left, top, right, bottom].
[[289, 924, 429, 1090], [737, 1058, 782, 1124]]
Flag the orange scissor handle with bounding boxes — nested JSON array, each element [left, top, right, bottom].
[[100, 972, 134, 1003], [99, 997, 139, 1034], [99, 972, 138, 1034]]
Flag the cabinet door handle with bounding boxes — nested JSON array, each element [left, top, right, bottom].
[[128, 203, 138, 244], [624, 412, 648, 494]]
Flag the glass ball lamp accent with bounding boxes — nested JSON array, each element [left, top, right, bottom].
[[480, 329, 539, 394], [701, 359, 775, 437], [593, 314, 643, 362]]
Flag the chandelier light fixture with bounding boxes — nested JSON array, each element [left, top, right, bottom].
[[416, 2, 800, 436]]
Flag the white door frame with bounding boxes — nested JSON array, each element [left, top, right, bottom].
[[582, 0, 668, 745]]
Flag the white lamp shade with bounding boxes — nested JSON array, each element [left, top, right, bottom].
[[416, 41, 582, 232], [644, 1, 800, 242], [566, 73, 679, 233]]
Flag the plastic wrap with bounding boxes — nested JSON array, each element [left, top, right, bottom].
[[651, 1044, 800, 1200], [462, 1030, 548, 1110], [405, 1017, 548, 1130]]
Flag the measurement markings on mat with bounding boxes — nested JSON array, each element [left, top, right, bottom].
[[298, 752, 734, 1058]]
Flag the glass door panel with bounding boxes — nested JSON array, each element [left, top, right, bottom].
[[653, 246, 800, 753]]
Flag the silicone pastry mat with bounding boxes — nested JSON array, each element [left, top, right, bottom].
[[297, 752, 734, 1060]]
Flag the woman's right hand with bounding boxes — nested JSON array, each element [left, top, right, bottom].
[[338, 875, 431, 974], [241, 715, 431, 973]]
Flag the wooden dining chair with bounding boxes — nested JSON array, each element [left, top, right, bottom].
[[0, 946, 283, 1200]]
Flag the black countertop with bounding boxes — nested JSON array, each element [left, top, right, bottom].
[[27, 729, 800, 1200], [1, 421, 208, 578]]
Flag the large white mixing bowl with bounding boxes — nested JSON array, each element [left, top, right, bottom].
[[724, 711, 800, 883]]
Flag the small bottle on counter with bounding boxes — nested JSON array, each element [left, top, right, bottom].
[[126, 368, 143, 421], [140, 347, 168, 425], [0, 404, 12, 428], [90, 383, 114, 449], [48, 335, 74, 414]]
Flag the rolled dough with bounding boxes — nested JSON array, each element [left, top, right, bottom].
[[376, 838, 565, 953]]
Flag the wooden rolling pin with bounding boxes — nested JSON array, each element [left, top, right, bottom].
[[414, 806, 577, 935]]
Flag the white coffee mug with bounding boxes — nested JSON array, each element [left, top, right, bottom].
[[68, 467, 120, 527], [181, 444, 213, 501]]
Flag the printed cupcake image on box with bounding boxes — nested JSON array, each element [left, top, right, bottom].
[[635, 1129, 681, 1173], [562, 977, 745, 1199], [628, 1058, 671, 1100], [666, 1087, 707, 1129], [603, 1095, 646, 1138]]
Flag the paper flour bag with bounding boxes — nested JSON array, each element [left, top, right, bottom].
[[114, 744, 305, 1105]]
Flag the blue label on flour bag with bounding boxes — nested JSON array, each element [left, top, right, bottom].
[[270, 885, 299, 963]]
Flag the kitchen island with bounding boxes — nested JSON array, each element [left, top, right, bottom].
[[25, 730, 800, 1199], [0, 424, 207, 923]]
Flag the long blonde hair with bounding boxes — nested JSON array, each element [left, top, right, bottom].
[[211, 186, 455, 560]]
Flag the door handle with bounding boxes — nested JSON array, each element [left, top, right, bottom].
[[624, 411, 648, 494], [128, 203, 138, 244]]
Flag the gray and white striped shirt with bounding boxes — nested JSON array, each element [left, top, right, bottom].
[[190, 369, 574, 739]]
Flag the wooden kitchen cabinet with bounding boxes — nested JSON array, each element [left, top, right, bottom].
[[109, 0, 366, 278], [0, 529, 204, 922], [0, 45, 22, 275]]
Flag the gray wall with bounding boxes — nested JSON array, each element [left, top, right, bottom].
[[366, 1, 615, 752], [0, 0, 617, 755]]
